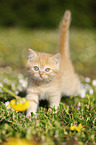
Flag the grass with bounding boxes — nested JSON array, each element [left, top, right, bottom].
[[0, 28, 96, 145], [0, 81, 96, 144], [0, 28, 96, 77]]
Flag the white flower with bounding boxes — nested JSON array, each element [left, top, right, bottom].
[[5, 101, 11, 109], [3, 78, 9, 84], [85, 77, 91, 83], [19, 79, 28, 88], [18, 74, 24, 79], [80, 89, 86, 98], [77, 102, 81, 107], [85, 84, 91, 91], [0, 83, 3, 92], [0, 83, 3, 87], [15, 90, 19, 95], [11, 83, 16, 91], [22, 81, 27, 88], [92, 80, 96, 86], [89, 88, 93, 95]]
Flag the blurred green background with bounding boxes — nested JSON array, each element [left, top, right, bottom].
[[0, 0, 96, 78], [0, 0, 96, 28]]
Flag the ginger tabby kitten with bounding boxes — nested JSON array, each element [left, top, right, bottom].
[[26, 10, 81, 117]]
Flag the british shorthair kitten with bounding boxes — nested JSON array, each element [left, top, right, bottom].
[[26, 10, 81, 117]]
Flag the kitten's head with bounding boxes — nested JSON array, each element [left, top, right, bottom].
[[26, 48, 61, 84]]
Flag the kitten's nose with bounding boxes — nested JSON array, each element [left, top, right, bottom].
[[39, 71, 43, 77]]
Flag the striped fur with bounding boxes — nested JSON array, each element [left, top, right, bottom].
[[59, 10, 71, 58], [26, 10, 81, 117]]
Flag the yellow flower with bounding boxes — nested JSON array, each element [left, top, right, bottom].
[[10, 98, 30, 111], [3, 137, 38, 145], [76, 124, 83, 131], [70, 124, 85, 131], [70, 125, 77, 130]]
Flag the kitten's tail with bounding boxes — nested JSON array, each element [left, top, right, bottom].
[[59, 10, 71, 58]]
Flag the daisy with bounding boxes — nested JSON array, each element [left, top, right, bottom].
[[5, 101, 11, 109]]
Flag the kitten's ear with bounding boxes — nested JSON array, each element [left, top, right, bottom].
[[51, 53, 61, 64], [28, 48, 37, 60], [26, 49, 37, 68]]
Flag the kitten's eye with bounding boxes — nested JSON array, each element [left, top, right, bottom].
[[33, 66, 39, 71], [45, 68, 51, 72]]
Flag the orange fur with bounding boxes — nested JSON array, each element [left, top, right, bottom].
[[59, 10, 71, 58], [26, 10, 81, 116]]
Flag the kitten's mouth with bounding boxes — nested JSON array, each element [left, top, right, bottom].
[[38, 76, 51, 82], [30, 74, 53, 84]]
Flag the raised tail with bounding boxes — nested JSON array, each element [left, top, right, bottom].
[[59, 10, 71, 58]]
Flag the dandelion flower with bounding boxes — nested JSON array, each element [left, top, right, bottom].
[[70, 125, 77, 130], [70, 124, 85, 131], [75, 124, 82, 131], [0, 86, 29, 111], [3, 137, 38, 145], [10, 98, 30, 111]]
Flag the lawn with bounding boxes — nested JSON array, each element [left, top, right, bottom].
[[0, 28, 96, 145], [0, 28, 96, 77]]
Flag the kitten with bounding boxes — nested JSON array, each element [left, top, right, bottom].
[[26, 10, 81, 117]]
